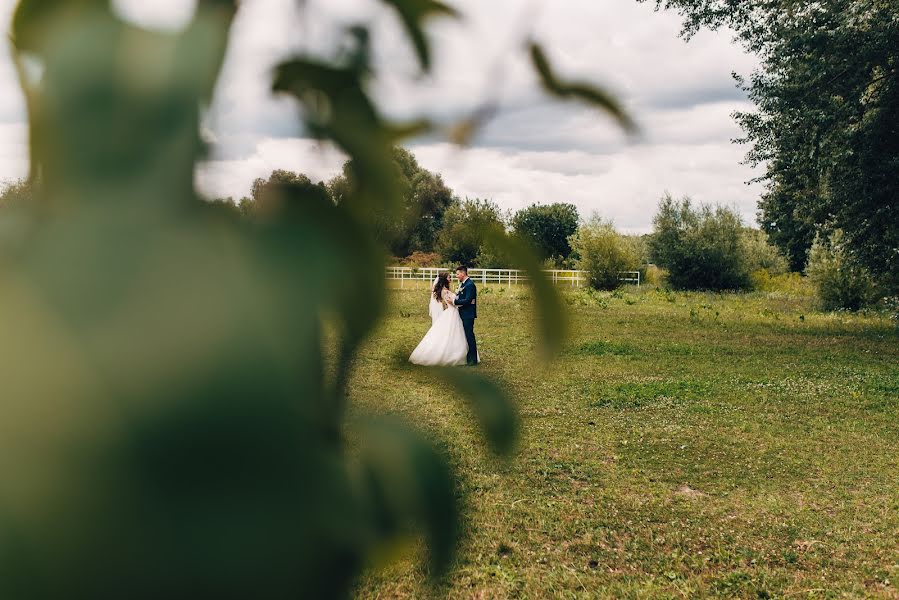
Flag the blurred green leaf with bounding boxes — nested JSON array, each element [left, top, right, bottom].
[[273, 58, 402, 215], [1, 0, 626, 594], [436, 368, 518, 457], [485, 225, 568, 357], [379, 0, 459, 72], [529, 42, 637, 134], [246, 179, 387, 429], [355, 417, 458, 576], [273, 57, 433, 219]]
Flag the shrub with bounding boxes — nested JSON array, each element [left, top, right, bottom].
[[436, 198, 507, 266], [568, 218, 640, 290], [649, 194, 751, 291], [642, 264, 665, 287], [806, 230, 878, 311], [398, 251, 443, 267], [749, 271, 811, 296], [510, 203, 579, 264], [741, 228, 789, 275]]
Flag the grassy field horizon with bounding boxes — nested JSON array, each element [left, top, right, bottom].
[[352, 281, 898, 598]]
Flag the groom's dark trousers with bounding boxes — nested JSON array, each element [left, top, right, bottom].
[[462, 318, 478, 365], [454, 277, 478, 365]]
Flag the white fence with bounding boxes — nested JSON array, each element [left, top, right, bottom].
[[386, 266, 640, 288]]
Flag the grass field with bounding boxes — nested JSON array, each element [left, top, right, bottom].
[[350, 281, 898, 599]]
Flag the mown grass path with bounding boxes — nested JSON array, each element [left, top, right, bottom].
[[352, 284, 898, 599]]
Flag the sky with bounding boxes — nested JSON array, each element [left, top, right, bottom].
[[0, 0, 761, 233]]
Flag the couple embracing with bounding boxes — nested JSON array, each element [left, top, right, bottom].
[[409, 266, 480, 367]]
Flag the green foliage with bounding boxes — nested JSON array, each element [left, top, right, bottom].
[[642, 0, 899, 292], [529, 43, 637, 134], [749, 271, 811, 296], [649, 194, 751, 291], [396, 250, 444, 267], [0, 0, 633, 596], [379, 0, 458, 72], [806, 230, 878, 311], [569, 218, 641, 290], [436, 368, 518, 456], [740, 228, 789, 275], [483, 228, 568, 357], [511, 203, 579, 265], [240, 170, 331, 217], [329, 147, 455, 257], [436, 198, 508, 267]]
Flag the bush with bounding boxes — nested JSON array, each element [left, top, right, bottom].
[[741, 228, 789, 275], [642, 264, 665, 287], [397, 251, 443, 267], [436, 198, 507, 267], [649, 194, 751, 291], [749, 270, 811, 296], [510, 203, 579, 264], [568, 218, 640, 290], [474, 239, 512, 268], [806, 230, 878, 311]]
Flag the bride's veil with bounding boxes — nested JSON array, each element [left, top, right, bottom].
[[428, 275, 444, 323]]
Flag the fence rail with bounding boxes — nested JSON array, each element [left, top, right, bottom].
[[385, 267, 640, 288]]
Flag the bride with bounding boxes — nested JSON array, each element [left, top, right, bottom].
[[409, 273, 470, 366]]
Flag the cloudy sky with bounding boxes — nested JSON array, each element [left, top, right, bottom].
[[0, 0, 761, 232]]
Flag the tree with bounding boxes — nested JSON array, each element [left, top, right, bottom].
[[328, 147, 454, 257], [641, 0, 899, 291], [568, 218, 640, 290], [436, 198, 507, 267], [649, 194, 751, 291], [511, 203, 579, 265], [806, 230, 878, 311], [243, 170, 331, 217]]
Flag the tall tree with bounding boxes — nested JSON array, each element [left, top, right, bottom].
[[642, 0, 899, 289], [511, 203, 579, 264], [328, 147, 454, 257]]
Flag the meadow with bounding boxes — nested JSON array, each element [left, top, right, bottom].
[[351, 281, 898, 599]]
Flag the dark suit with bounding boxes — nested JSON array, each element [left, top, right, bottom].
[[453, 277, 478, 365]]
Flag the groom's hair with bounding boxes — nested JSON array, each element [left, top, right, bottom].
[[455, 266, 468, 274]]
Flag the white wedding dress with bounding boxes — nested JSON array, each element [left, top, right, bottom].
[[409, 283, 470, 367]]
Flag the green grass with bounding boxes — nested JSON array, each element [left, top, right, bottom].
[[352, 283, 899, 599]]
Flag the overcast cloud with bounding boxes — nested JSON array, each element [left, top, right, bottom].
[[0, 0, 761, 232]]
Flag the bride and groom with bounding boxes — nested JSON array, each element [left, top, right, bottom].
[[409, 266, 479, 367]]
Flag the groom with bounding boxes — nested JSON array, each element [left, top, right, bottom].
[[454, 266, 479, 366]]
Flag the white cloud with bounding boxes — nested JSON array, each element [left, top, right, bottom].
[[0, 0, 763, 228]]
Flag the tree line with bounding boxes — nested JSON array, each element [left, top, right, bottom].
[[208, 147, 583, 269], [638, 0, 898, 305], [2, 142, 883, 312], [202, 148, 797, 294]]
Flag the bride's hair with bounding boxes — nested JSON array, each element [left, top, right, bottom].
[[433, 272, 450, 301]]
